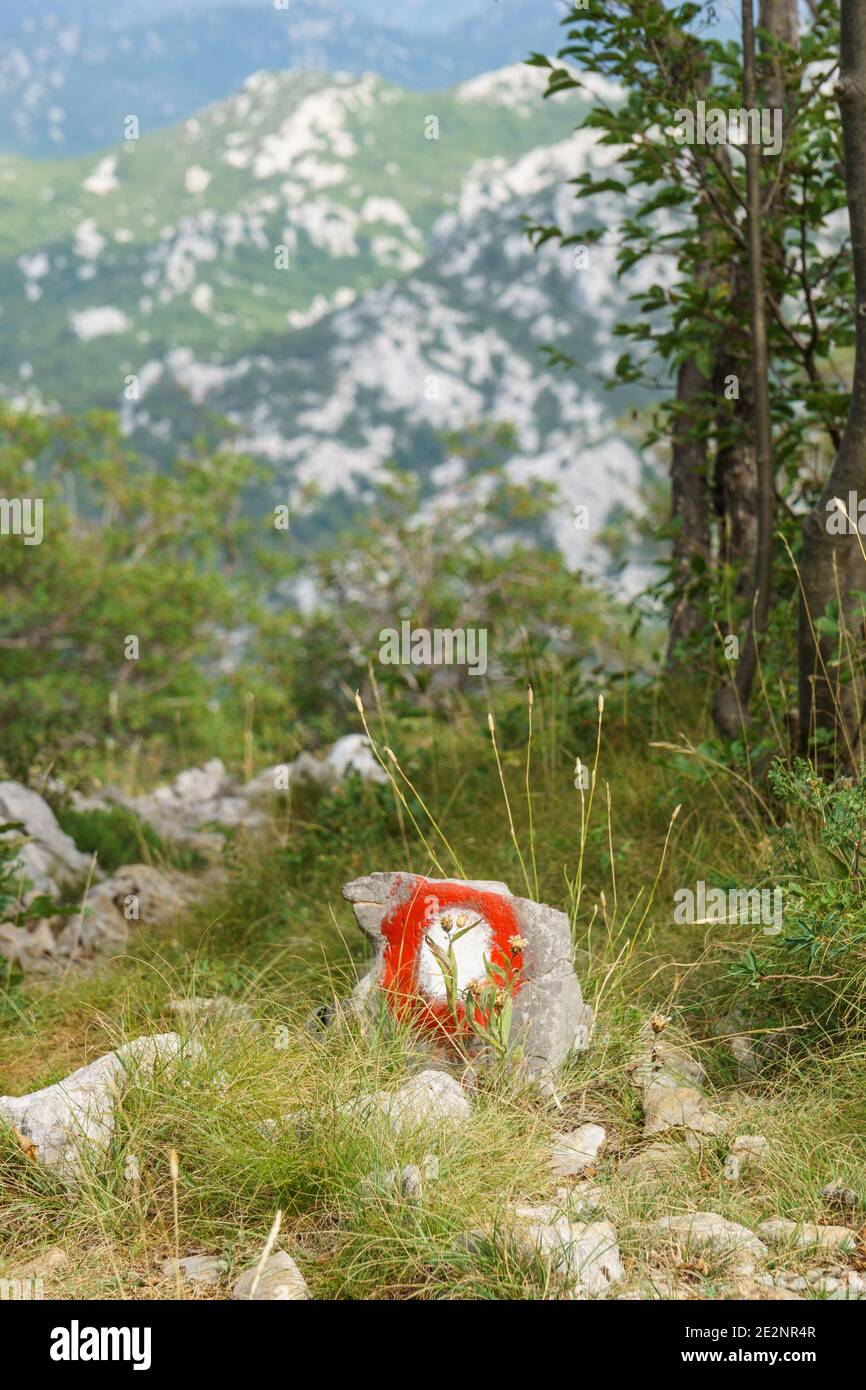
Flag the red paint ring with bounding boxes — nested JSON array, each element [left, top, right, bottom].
[[380, 875, 523, 1035]]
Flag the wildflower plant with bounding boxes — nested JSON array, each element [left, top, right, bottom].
[[422, 911, 521, 1062]]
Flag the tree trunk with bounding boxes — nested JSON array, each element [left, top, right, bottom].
[[667, 357, 711, 662], [799, 0, 866, 766], [666, 45, 715, 667], [714, 321, 758, 611], [758, 0, 800, 115], [712, 0, 776, 738]]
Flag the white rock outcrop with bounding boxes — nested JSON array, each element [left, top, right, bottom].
[[757, 1219, 857, 1253], [55, 864, 189, 959], [506, 1206, 625, 1297], [550, 1124, 606, 1178], [0, 1032, 196, 1179], [0, 781, 92, 900], [347, 1068, 472, 1135], [653, 1212, 768, 1270], [231, 1251, 310, 1300]]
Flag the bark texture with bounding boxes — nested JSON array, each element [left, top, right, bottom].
[[667, 359, 711, 660], [712, 0, 776, 738], [798, 1, 866, 764]]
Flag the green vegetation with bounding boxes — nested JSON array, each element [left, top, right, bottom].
[[2, 687, 864, 1299], [49, 801, 200, 876], [0, 70, 584, 419], [2, 4, 866, 1304]]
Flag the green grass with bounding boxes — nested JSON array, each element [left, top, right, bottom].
[[49, 801, 199, 876], [1, 683, 865, 1299]]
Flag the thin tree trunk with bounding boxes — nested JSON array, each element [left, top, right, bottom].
[[759, 0, 800, 114], [799, 0, 866, 765], [667, 356, 711, 662], [714, 321, 758, 610], [663, 40, 715, 666], [712, 0, 776, 738]]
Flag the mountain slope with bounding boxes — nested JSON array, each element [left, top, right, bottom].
[[1, 61, 658, 586], [120, 117, 659, 587], [0, 0, 567, 158], [0, 66, 585, 415]]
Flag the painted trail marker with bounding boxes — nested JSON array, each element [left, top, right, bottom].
[[342, 873, 593, 1089]]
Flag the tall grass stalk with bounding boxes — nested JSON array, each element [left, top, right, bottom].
[[487, 710, 533, 900], [525, 686, 540, 901]]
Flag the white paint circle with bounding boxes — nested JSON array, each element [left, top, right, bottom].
[[417, 907, 493, 1002]]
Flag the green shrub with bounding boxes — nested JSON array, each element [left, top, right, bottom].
[[730, 759, 866, 1041], [52, 802, 199, 874]]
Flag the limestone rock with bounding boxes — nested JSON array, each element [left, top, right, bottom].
[[231, 1251, 309, 1301], [173, 761, 229, 804], [397, 1163, 423, 1201], [507, 1207, 624, 1297], [0, 921, 59, 973], [55, 864, 188, 957], [360, 1163, 424, 1205], [643, 1084, 726, 1138], [349, 1068, 471, 1135], [553, 1183, 605, 1218], [828, 1272, 866, 1300], [113, 759, 265, 841], [8, 1247, 68, 1280], [631, 1026, 723, 1139], [809, 1274, 843, 1293], [270, 1076, 469, 1142], [632, 1032, 707, 1093], [724, 1134, 768, 1181], [757, 1219, 857, 1254], [618, 1142, 684, 1182], [342, 872, 593, 1090], [0, 781, 92, 899], [616, 1271, 685, 1300], [717, 1010, 760, 1082], [363, 1158, 438, 1204], [728, 1033, 760, 1081], [728, 1279, 804, 1301], [291, 751, 329, 784], [238, 765, 286, 799], [101, 741, 386, 845], [730, 1134, 768, 1159], [244, 741, 383, 797], [771, 1271, 809, 1291], [822, 1177, 860, 1211], [653, 1212, 767, 1268], [550, 1123, 606, 1178], [324, 735, 386, 784], [0, 1032, 195, 1179], [162, 1254, 223, 1286]]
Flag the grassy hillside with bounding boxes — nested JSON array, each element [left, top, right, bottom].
[[0, 66, 584, 413], [3, 686, 864, 1300], [0, 66, 656, 582]]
